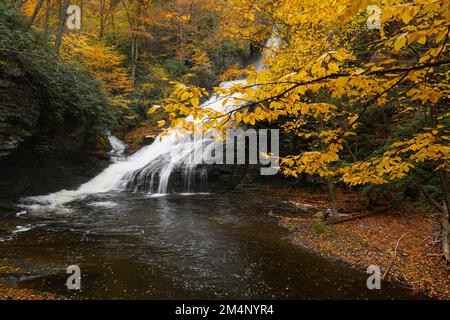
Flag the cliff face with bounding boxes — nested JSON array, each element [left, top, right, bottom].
[[0, 65, 109, 198]]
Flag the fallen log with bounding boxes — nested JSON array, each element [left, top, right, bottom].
[[325, 207, 390, 225]]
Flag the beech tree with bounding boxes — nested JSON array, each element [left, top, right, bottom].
[[161, 0, 450, 251]]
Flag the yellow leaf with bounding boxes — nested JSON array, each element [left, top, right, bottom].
[[327, 62, 339, 74], [181, 14, 191, 21], [394, 33, 407, 51], [222, 99, 229, 107], [235, 112, 243, 123], [380, 59, 396, 65], [401, 7, 415, 24], [147, 105, 160, 115], [180, 92, 191, 101], [191, 97, 200, 108], [435, 30, 447, 43], [417, 33, 427, 45]]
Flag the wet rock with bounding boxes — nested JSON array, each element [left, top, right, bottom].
[[0, 71, 108, 198], [143, 135, 156, 145]]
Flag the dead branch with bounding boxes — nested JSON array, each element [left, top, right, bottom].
[[382, 233, 408, 280]]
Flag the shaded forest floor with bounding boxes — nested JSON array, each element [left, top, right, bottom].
[[273, 186, 450, 299]]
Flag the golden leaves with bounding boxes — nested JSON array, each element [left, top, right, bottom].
[[407, 85, 443, 104], [327, 62, 340, 74], [400, 5, 418, 24], [393, 33, 408, 51], [147, 105, 160, 115], [160, 0, 450, 191]]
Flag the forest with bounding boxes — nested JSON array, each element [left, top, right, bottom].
[[0, 0, 449, 301]]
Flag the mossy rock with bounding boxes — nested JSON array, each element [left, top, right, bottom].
[[5, 125, 32, 138]]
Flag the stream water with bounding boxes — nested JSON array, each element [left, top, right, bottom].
[[0, 188, 424, 299]]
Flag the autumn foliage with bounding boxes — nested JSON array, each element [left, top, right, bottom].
[[162, 0, 450, 220]]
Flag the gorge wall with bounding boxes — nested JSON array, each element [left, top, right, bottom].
[[0, 64, 109, 199]]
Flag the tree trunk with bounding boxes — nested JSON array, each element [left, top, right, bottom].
[[42, 0, 51, 42], [440, 170, 450, 223], [27, 0, 45, 30], [54, 0, 69, 55], [120, 0, 137, 85], [327, 176, 339, 219], [99, 0, 108, 40], [110, 5, 116, 42], [42, 0, 51, 40], [441, 204, 449, 263], [440, 170, 450, 262]]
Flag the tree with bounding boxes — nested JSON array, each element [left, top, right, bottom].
[[26, 0, 44, 30], [54, 0, 69, 54], [60, 34, 132, 93], [162, 0, 450, 227]]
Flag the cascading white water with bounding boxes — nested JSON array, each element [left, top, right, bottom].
[[106, 131, 128, 155], [24, 37, 280, 207], [106, 131, 128, 163], [25, 80, 244, 207], [256, 36, 282, 71]]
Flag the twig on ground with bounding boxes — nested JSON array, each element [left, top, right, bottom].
[[382, 233, 408, 280]]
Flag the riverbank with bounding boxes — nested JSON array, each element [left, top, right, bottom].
[[273, 186, 450, 299], [0, 263, 60, 300], [0, 183, 447, 300]]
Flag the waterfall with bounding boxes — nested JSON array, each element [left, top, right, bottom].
[[24, 80, 243, 206], [256, 37, 281, 71], [24, 37, 280, 207], [106, 131, 128, 163]]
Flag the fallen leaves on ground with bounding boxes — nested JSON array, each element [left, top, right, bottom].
[[0, 287, 60, 300], [274, 186, 450, 299]]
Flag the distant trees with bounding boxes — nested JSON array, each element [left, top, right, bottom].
[[16, 0, 245, 128], [0, 1, 114, 131]]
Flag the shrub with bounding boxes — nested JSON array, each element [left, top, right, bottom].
[[0, 1, 116, 132]]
